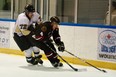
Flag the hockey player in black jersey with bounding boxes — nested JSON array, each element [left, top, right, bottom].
[[27, 16, 65, 67]]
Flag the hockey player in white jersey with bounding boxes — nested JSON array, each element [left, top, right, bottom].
[[13, 4, 43, 65]]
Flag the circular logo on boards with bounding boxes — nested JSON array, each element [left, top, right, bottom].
[[99, 30, 116, 47]]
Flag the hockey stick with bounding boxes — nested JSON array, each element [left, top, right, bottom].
[[64, 50, 107, 73], [52, 42, 107, 73], [44, 42, 78, 71]]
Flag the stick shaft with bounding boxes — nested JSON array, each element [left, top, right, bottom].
[[65, 50, 106, 73]]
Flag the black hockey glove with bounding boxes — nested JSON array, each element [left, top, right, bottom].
[[28, 24, 36, 32], [58, 42, 65, 52]]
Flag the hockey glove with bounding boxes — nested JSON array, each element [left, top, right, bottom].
[[28, 24, 35, 32], [58, 42, 65, 52]]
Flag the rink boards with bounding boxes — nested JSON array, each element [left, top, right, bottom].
[[0, 19, 116, 70]]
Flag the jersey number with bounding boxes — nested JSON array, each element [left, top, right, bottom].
[[20, 24, 27, 29]]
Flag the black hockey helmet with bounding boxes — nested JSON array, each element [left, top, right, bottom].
[[24, 4, 35, 12], [50, 16, 60, 24]]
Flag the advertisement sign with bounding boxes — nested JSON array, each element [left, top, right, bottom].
[[0, 21, 10, 48], [98, 29, 116, 62]]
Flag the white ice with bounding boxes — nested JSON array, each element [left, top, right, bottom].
[[0, 53, 116, 77]]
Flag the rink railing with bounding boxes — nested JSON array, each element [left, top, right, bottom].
[[0, 18, 116, 70]]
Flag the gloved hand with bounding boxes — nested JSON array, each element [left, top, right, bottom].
[[58, 42, 65, 52], [28, 24, 35, 32]]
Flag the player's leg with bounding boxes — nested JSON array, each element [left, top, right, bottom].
[[24, 47, 35, 64], [45, 51, 63, 67], [25, 33, 44, 65], [32, 46, 43, 64], [37, 41, 63, 67], [13, 33, 38, 65], [46, 42, 63, 67]]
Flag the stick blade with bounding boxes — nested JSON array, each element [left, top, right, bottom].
[[76, 68, 87, 72], [102, 70, 107, 73]]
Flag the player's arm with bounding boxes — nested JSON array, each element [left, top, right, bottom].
[[33, 12, 43, 24], [53, 27, 61, 44], [53, 27, 65, 52]]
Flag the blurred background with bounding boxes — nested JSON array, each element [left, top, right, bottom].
[[0, 0, 116, 25]]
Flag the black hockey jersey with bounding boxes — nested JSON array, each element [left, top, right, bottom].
[[33, 21, 61, 44]]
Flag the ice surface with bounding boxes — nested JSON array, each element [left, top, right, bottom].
[[0, 53, 115, 77]]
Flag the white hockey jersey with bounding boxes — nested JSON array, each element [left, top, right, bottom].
[[13, 12, 41, 36]]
